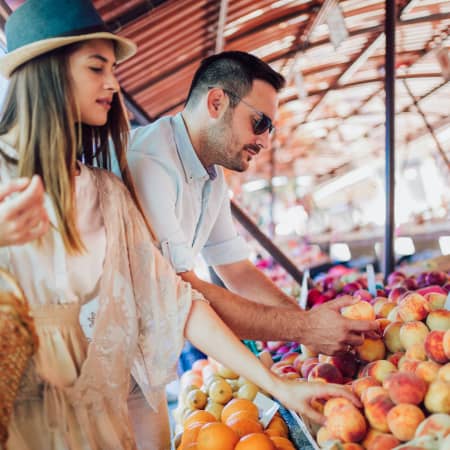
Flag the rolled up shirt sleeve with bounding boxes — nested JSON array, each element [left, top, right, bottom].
[[201, 193, 250, 266]]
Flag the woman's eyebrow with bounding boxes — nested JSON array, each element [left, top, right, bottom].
[[88, 54, 117, 67]]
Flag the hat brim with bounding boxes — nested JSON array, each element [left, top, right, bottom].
[[0, 32, 137, 78]]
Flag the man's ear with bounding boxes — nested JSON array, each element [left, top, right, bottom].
[[206, 88, 228, 118]]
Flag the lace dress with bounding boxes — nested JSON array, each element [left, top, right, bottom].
[[0, 141, 204, 449]]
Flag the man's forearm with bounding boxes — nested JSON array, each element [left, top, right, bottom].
[[181, 271, 306, 341], [215, 260, 299, 308]]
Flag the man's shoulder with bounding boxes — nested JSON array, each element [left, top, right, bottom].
[[128, 116, 175, 157]]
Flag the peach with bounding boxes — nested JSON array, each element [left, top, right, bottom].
[[396, 293, 430, 322], [425, 330, 448, 364], [281, 351, 300, 364], [399, 321, 429, 350], [445, 330, 450, 359], [374, 301, 397, 319], [363, 360, 397, 383], [323, 353, 359, 378], [324, 397, 354, 416], [361, 386, 389, 405], [362, 428, 383, 449], [364, 393, 395, 432], [424, 292, 447, 310], [415, 413, 450, 438], [397, 358, 420, 374], [356, 338, 386, 362], [416, 360, 441, 383], [404, 343, 426, 361], [327, 404, 367, 443], [308, 363, 344, 384], [424, 380, 450, 414], [386, 403, 425, 441], [341, 301, 376, 321], [386, 306, 400, 322], [438, 363, 450, 383], [386, 351, 404, 368], [383, 322, 404, 353], [367, 433, 401, 450], [292, 354, 304, 372], [342, 444, 364, 450], [388, 286, 408, 303], [375, 319, 391, 334], [316, 426, 336, 446], [426, 309, 450, 331], [352, 376, 381, 399], [383, 372, 427, 405], [300, 357, 319, 379]]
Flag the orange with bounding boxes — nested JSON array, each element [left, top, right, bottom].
[[180, 422, 203, 446], [264, 428, 284, 438], [269, 436, 296, 450], [196, 422, 239, 450], [235, 432, 276, 450], [225, 412, 263, 438], [183, 410, 216, 429], [267, 415, 289, 438], [221, 398, 259, 423]]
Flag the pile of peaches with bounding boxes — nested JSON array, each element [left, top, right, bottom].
[[266, 269, 450, 449], [172, 358, 298, 450]]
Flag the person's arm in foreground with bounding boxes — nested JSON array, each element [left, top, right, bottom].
[[181, 270, 379, 355], [0, 175, 49, 247], [185, 299, 361, 424]]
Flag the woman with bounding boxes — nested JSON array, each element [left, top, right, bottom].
[[0, 1, 359, 449]]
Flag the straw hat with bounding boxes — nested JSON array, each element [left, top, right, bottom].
[[0, 0, 137, 78]]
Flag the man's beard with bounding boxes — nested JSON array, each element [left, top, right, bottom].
[[201, 113, 248, 172]]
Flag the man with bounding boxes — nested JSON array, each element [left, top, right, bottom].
[[127, 51, 379, 356]]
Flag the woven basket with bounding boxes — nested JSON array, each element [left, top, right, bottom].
[[0, 268, 39, 447]]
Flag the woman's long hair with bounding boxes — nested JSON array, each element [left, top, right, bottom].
[[0, 44, 155, 254]]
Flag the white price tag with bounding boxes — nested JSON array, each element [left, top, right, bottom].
[[326, 4, 348, 49], [445, 292, 450, 311], [254, 392, 280, 428], [366, 264, 377, 297], [298, 269, 310, 310]]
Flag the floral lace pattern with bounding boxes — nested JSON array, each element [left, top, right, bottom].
[[0, 148, 205, 448]]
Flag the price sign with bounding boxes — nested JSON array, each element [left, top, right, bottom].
[[366, 264, 377, 297], [445, 292, 450, 311], [298, 269, 310, 310]]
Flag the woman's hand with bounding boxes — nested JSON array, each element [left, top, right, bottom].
[[0, 175, 49, 247], [275, 379, 362, 425]]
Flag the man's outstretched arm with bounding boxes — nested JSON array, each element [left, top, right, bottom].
[[180, 270, 379, 355]]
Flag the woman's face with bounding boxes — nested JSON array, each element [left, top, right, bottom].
[[68, 39, 119, 126]]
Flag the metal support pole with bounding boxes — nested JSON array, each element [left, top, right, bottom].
[[384, 0, 396, 279], [231, 200, 304, 286]]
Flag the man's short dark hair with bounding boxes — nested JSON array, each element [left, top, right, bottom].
[[185, 51, 285, 108]]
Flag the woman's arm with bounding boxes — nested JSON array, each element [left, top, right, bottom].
[[185, 299, 361, 424], [0, 175, 49, 246]]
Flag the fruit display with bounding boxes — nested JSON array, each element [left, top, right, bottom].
[[172, 358, 297, 450], [258, 267, 450, 449]]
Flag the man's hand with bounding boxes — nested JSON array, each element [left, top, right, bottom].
[[0, 175, 49, 247], [302, 296, 380, 356]]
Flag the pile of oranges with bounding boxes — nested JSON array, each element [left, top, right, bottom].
[[177, 398, 297, 450]]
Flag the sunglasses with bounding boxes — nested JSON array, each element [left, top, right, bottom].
[[208, 86, 275, 135]]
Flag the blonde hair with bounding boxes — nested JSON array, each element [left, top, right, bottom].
[[0, 45, 156, 254]]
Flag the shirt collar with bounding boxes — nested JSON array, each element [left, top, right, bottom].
[[171, 112, 217, 183]]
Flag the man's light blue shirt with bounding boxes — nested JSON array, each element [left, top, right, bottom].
[[126, 113, 249, 273]]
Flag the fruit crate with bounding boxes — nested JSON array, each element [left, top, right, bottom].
[[278, 406, 320, 450]]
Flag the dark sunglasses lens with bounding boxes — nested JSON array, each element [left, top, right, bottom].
[[254, 115, 273, 135]]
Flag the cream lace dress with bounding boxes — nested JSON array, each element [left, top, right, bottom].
[[0, 141, 203, 450]]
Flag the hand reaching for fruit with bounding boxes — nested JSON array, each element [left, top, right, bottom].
[[302, 296, 381, 355], [274, 377, 362, 425]]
